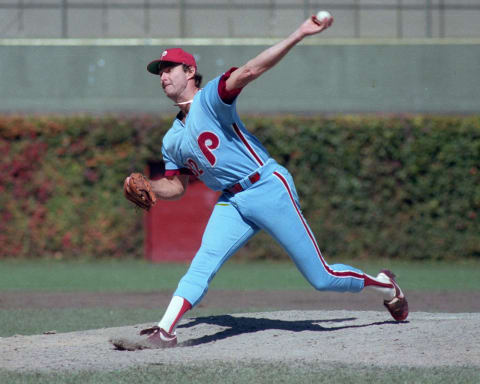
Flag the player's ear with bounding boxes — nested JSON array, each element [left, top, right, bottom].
[[184, 65, 196, 81]]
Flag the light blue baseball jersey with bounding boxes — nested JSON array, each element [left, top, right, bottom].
[[161, 69, 270, 191]]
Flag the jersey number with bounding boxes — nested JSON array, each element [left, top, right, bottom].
[[185, 158, 204, 177], [198, 132, 220, 166]]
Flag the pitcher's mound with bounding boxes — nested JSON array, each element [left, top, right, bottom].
[[1, 310, 479, 372]]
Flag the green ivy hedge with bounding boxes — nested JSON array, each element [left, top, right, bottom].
[[1, 115, 479, 261]]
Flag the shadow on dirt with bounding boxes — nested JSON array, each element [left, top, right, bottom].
[[178, 314, 406, 347]]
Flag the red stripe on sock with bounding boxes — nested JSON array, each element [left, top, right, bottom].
[[363, 274, 394, 288], [169, 298, 192, 334]]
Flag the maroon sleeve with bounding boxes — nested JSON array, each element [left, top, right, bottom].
[[218, 67, 243, 104]]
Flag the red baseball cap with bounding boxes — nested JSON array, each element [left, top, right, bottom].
[[147, 48, 197, 75]]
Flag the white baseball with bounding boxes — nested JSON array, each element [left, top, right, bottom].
[[316, 10, 332, 23]]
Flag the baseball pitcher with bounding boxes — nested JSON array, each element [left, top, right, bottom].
[[123, 13, 408, 348]]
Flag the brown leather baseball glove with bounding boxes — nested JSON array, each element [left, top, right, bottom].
[[123, 173, 157, 211]]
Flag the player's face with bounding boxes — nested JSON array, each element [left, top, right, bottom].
[[159, 64, 188, 100]]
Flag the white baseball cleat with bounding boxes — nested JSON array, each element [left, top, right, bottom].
[[377, 269, 409, 321]]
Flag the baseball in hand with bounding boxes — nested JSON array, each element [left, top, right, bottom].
[[316, 10, 332, 23]]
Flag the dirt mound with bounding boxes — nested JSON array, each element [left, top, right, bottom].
[[1, 310, 478, 372]]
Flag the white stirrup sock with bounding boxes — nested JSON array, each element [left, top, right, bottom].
[[364, 273, 396, 301], [158, 296, 192, 334]]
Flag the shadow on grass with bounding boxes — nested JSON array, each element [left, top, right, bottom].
[[178, 314, 407, 347]]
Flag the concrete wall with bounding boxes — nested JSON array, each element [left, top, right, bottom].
[[1, 40, 479, 114], [2, 1, 480, 39]]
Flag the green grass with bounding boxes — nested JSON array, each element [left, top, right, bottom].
[[1, 258, 479, 292], [1, 362, 479, 384], [0, 259, 187, 292]]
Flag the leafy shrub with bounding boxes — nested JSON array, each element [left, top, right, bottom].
[[0, 115, 478, 260]]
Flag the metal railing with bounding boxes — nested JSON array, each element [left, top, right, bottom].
[[1, 1, 480, 38]]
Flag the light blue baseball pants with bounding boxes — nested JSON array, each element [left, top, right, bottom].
[[174, 160, 365, 307]]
